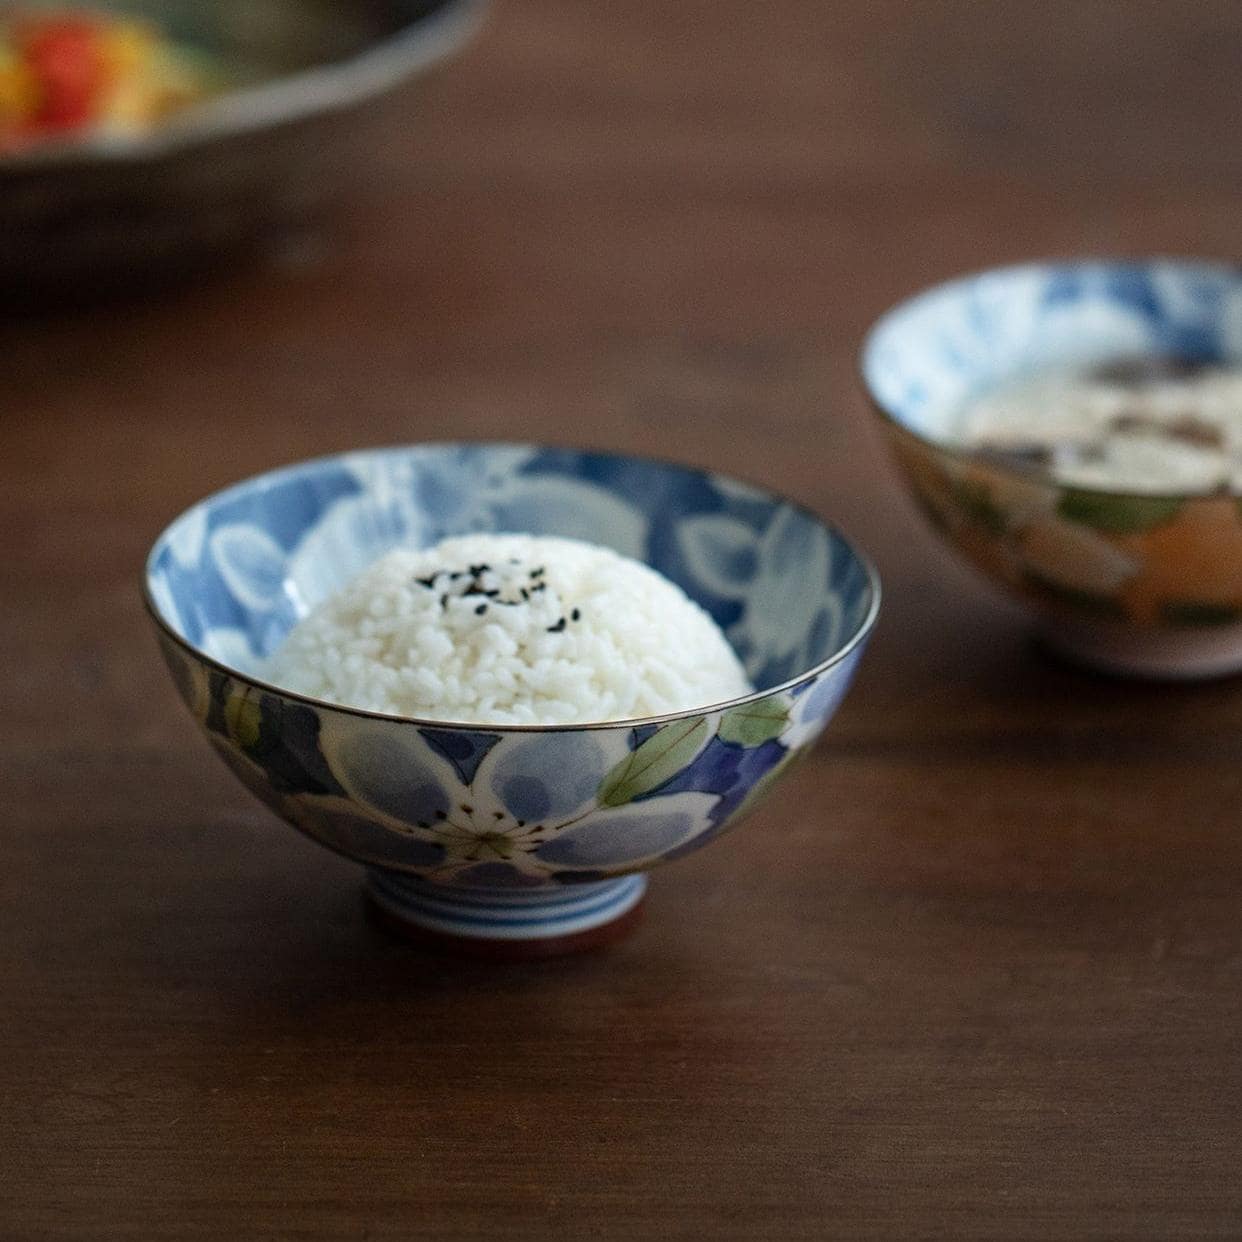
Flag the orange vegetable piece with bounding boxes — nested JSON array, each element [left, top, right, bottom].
[[1118, 498, 1242, 622]]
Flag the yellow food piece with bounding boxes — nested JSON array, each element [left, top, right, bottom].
[[99, 20, 157, 80], [98, 21, 205, 127], [0, 45, 38, 123]]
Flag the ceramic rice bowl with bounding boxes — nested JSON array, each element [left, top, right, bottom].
[[144, 444, 879, 954]]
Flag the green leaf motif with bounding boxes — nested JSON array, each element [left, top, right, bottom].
[[598, 716, 711, 807], [717, 698, 791, 747], [224, 688, 263, 751], [1057, 490, 1183, 534]]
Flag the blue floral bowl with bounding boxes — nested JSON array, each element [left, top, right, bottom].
[[144, 444, 879, 953]]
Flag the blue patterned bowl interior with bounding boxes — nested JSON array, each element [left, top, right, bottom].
[[861, 258, 1242, 446], [147, 443, 877, 702]]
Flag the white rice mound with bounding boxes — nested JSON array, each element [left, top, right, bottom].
[[265, 533, 752, 725]]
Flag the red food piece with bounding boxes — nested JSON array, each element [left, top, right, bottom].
[[22, 16, 106, 129]]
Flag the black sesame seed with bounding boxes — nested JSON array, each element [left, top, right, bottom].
[[571, 608, 581, 621], [475, 603, 488, 615], [414, 575, 437, 589], [493, 811, 504, 820], [547, 617, 566, 633], [520, 587, 529, 601], [461, 804, 473, 813], [516, 820, 525, 828], [440, 594, 448, 609]]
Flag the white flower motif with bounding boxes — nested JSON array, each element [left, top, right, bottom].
[[147, 573, 183, 636], [677, 505, 837, 683], [167, 504, 207, 569], [779, 656, 861, 751], [200, 626, 262, 674], [316, 716, 719, 882], [1026, 300, 1153, 373], [349, 446, 647, 554], [286, 492, 429, 615], [209, 524, 288, 613]]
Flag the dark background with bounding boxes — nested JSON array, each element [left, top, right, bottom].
[[5, 3, 1242, 1237]]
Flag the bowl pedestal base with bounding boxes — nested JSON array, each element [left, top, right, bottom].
[[1038, 616, 1242, 680], [365, 870, 647, 958]]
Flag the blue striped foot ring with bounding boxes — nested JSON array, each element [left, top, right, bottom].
[[366, 870, 647, 945]]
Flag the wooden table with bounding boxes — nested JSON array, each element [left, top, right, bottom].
[[6, 2, 1242, 1236]]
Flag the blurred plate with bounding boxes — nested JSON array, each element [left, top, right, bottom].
[[1, 0, 485, 294]]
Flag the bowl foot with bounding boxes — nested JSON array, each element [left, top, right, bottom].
[[1037, 617, 1242, 680], [365, 870, 647, 958]]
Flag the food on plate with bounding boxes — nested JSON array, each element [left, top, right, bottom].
[[0, 8, 224, 151]]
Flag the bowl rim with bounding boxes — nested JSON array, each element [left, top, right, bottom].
[[858, 254, 1242, 503], [142, 440, 882, 734], [0, 0, 486, 171]]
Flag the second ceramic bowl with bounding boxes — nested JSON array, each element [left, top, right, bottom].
[[863, 258, 1242, 678]]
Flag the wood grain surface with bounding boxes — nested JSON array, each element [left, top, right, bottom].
[[5, 2, 1242, 1237]]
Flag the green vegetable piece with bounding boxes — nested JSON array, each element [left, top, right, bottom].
[[1057, 491, 1183, 533]]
